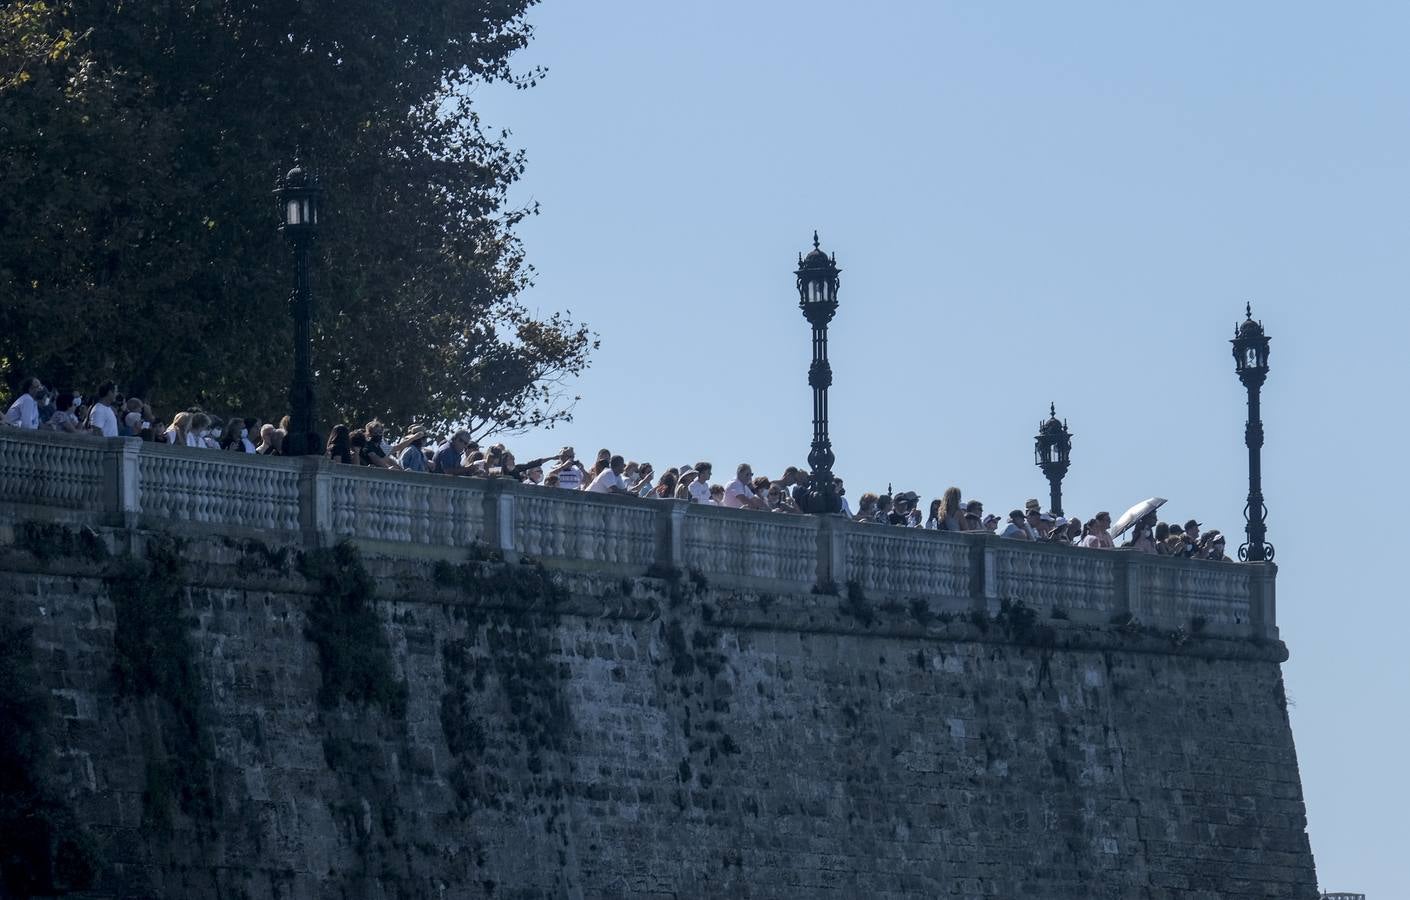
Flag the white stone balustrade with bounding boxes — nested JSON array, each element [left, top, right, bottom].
[[844, 526, 973, 609], [0, 427, 1277, 638], [985, 539, 1120, 620]]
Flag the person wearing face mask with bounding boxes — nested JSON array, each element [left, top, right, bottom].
[[201, 416, 224, 449], [186, 412, 211, 448]]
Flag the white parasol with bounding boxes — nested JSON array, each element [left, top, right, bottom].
[[1110, 497, 1166, 540]]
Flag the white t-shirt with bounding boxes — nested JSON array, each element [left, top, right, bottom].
[[185, 431, 205, 448], [689, 480, 711, 504], [89, 402, 118, 437], [554, 463, 584, 490], [4, 393, 39, 429], [723, 478, 755, 509], [586, 469, 627, 494]]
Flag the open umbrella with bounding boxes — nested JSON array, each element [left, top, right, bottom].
[[1110, 497, 1166, 540]]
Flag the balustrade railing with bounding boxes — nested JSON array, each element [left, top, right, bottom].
[[0, 428, 1276, 638]]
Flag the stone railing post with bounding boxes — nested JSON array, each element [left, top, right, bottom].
[[658, 501, 686, 569], [1114, 553, 1137, 621], [970, 534, 990, 616], [298, 456, 333, 546], [815, 515, 846, 590], [1249, 561, 1278, 640], [482, 480, 518, 560], [101, 437, 142, 529]]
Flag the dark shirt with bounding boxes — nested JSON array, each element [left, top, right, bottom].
[[432, 445, 463, 474], [360, 440, 388, 467]]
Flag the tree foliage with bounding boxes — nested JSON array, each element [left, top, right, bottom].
[[0, 0, 594, 437]]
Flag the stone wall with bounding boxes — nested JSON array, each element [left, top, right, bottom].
[[0, 525, 1317, 899]]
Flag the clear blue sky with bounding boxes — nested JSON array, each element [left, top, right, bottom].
[[473, 3, 1409, 893]]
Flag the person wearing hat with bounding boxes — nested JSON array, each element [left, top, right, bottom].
[[675, 466, 699, 500], [890, 491, 922, 527], [392, 424, 433, 472], [548, 446, 586, 489], [1200, 530, 1229, 561], [1000, 510, 1032, 540]]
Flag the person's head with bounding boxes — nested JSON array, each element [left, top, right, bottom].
[[679, 469, 699, 486], [766, 484, 784, 507], [96, 381, 116, 403], [53, 391, 75, 413], [525, 466, 543, 484], [623, 460, 640, 478], [1066, 518, 1083, 539], [466, 449, 484, 464], [124, 411, 144, 433], [964, 499, 983, 517], [1095, 511, 1112, 532], [858, 492, 878, 513], [363, 420, 384, 441], [694, 461, 712, 481], [1206, 530, 1226, 554], [895, 491, 918, 514], [172, 410, 193, 433], [1155, 522, 1170, 542], [1184, 519, 1201, 540], [327, 424, 350, 450], [875, 494, 892, 513], [259, 423, 275, 444], [709, 484, 724, 501], [126, 397, 144, 413], [736, 463, 753, 482], [659, 467, 679, 490], [1009, 510, 1026, 526], [21, 376, 43, 397], [1025, 509, 1042, 528], [751, 475, 771, 494], [451, 430, 472, 450], [609, 454, 625, 474], [781, 466, 801, 486], [558, 445, 575, 462], [1024, 498, 1041, 518], [940, 486, 962, 518], [190, 412, 211, 434], [638, 462, 653, 479], [928, 498, 943, 522], [544, 473, 560, 488], [833, 477, 844, 496]]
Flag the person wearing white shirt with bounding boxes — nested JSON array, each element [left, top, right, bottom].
[[87, 381, 119, 438], [688, 462, 713, 504], [723, 463, 766, 510], [586, 455, 630, 494], [549, 446, 586, 490], [3, 377, 44, 429]]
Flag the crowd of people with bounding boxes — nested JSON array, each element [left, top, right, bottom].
[[3, 375, 1228, 560]]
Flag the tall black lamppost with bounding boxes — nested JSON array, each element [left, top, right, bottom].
[[275, 158, 323, 457], [1231, 303, 1273, 562], [795, 231, 841, 514], [1034, 403, 1072, 516]]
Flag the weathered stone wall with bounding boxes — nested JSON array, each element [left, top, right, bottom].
[[0, 528, 1318, 899]]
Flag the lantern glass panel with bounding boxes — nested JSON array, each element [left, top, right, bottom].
[[1246, 348, 1259, 368], [287, 199, 301, 225]]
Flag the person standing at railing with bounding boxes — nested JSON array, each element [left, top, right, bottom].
[[586, 454, 631, 494], [548, 446, 586, 489], [1080, 512, 1115, 549], [40, 392, 83, 433], [690, 462, 714, 504], [3, 376, 44, 429], [358, 421, 402, 470], [86, 382, 120, 438]]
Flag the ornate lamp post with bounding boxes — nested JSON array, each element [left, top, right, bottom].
[[1231, 303, 1273, 562], [1034, 403, 1072, 516], [275, 158, 324, 457], [795, 231, 841, 514]]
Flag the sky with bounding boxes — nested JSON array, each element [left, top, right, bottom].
[[470, 3, 1410, 894]]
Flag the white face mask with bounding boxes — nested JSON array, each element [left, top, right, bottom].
[[72, 396, 82, 408]]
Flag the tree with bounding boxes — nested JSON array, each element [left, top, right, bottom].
[[0, 0, 594, 437]]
